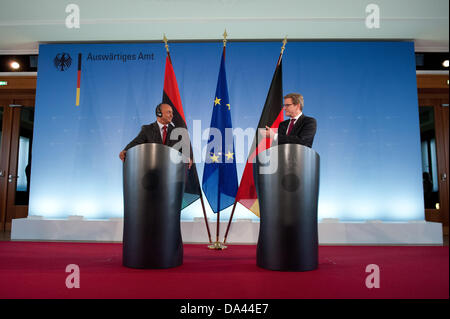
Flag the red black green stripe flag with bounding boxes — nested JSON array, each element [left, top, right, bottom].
[[162, 53, 202, 209]]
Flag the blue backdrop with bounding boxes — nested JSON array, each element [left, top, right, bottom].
[[30, 41, 423, 221]]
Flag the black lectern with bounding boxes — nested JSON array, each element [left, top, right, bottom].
[[122, 143, 186, 269], [254, 144, 320, 271]]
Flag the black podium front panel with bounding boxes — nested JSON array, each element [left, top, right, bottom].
[[255, 144, 320, 271], [123, 143, 186, 269]]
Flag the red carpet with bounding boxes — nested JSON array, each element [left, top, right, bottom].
[[0, 242, 448, 299]]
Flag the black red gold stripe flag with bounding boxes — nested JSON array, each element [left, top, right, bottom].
[[234, 55, 284, 217], [76, 53, 81, 106]]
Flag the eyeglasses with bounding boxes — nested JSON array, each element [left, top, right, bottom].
[[283, 103, 294, 107]]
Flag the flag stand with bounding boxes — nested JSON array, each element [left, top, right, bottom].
[[209, 242, 227, 250], [208, 210, 227, 250]]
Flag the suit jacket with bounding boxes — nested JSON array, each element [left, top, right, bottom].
[[123, 121, 180, 151], [277, 114, 317, 148]]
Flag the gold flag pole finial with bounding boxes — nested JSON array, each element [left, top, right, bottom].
[[281, 36, 288, 55], [163, 34, 169, 53], [223, 29, 228, 47]]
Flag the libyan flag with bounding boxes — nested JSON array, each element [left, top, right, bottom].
[[234, 56, 284, 217], [162, 53, 202, 208]]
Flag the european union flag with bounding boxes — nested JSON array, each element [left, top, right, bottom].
[[202, 47, 238, 213]]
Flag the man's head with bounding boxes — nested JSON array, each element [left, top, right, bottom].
[[156, 103, 173, 125], [283, 93, 304, 118]]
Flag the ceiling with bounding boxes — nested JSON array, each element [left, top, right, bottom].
[[0, 0, 448, 53]]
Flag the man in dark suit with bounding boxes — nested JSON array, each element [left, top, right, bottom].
[[119, 103, 186, 162], [264, 93, 317, 148]]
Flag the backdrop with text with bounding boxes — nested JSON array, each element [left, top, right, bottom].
[[30, 41, 422, 221]]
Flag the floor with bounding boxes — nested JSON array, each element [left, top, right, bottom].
[[0, 242, 448, 299], [1, 231, 448, 245]]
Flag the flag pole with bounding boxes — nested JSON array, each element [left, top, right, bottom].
[[279, 35, 287, 65], [208, 29, 229, 250], [223, 36, 287, 245], [217, 210, 220, 243], [164, 34, 213, 244], [223, 199, 237, 244], [199, 193, 213, 243]]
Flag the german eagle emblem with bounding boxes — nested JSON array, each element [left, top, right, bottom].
[[54, 53, 72, 71]]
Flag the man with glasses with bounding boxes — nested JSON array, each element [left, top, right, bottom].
[[264, 93, 317, 148]]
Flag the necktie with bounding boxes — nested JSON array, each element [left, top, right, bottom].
[[287, 119, 295, 135], [162, 125, 168, 144]]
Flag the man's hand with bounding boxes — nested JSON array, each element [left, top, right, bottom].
[[188, 159, 193, 170], [262, 126, 275, 139], [119, 150, 127, 162]]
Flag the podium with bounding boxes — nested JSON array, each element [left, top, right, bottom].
[[122, 143, 186, 269], [254, 144, 320, 271]]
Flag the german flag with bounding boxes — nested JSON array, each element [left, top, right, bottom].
[[76, 53, 81, 106], [234, 55, 284, 217], [162, 53, 202, 209]]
